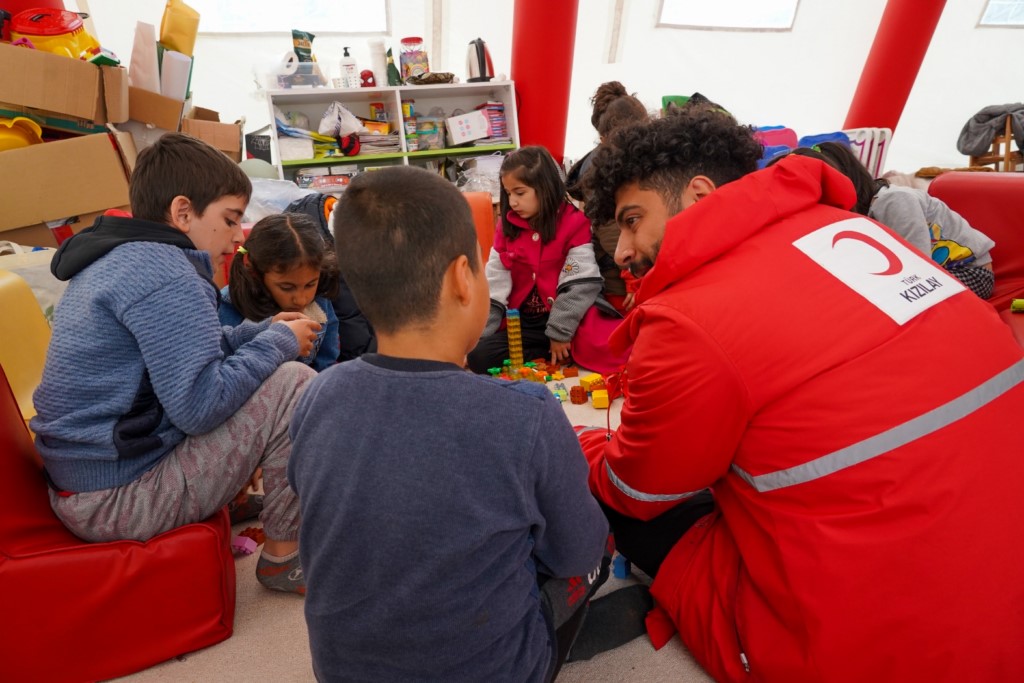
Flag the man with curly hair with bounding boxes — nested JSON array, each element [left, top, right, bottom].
[[577, 107, 1024, 682]]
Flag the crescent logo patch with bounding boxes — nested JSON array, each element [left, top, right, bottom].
[[793, 217, 965, 325], [831, 230, 903, 275]]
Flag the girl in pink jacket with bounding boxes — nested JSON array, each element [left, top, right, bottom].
[[467, 146, 625, 374]]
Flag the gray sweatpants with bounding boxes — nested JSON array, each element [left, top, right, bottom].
[[49, 362, 316, 543]]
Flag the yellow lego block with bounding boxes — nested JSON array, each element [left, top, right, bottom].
[[591, 389, 609, 409], [580, 373, 604, 392]]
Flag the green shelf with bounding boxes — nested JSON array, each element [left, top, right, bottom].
[[281, 152, 406, 167], [406, 144, 517, 158], [280, 144, 516, 167]]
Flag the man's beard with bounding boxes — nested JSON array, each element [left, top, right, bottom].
[[628, 239, 661, 279]]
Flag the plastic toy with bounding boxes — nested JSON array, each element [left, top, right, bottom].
[[569, 385, 587, 404], [238, 526, 266, 545], [1011, 299, 1024, 313], [612, 553, 632, 579], [506, 308, 524, 368], [579, 373, 605, 392], [0, 116, 43, 152], [591, 389, 609, 409], [231, 536, 258, 556], [10, 8, 100, 60], [562, 366, 579, 378]]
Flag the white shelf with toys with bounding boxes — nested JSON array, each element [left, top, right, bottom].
[[265, 81, 519, 184]]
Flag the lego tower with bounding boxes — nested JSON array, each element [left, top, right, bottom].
[[506, 308, 524, 368]]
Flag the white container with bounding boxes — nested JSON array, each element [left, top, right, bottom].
[[339, 46, 359, 88], [368, 39, 388, 90]]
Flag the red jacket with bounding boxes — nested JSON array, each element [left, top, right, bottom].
[[581, 156, 1024, 682]]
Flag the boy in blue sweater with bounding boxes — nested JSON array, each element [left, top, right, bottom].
[[288, 166, 651, 682], [31, 133, 322, 594]]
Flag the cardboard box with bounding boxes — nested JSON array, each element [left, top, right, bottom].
[[445, 110, 490, 145], [0, 41, 128, 125], [0, 132, 137, 234], [0, 207, 130, 248], [181, 107, 242, 162], [128, 86, 185, 131]]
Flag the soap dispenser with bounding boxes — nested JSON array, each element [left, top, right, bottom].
[[339, 46, 359, 88]]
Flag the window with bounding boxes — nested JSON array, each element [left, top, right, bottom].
[[186, 0, 390, 34], [979, 0, 1024, 26], [657, 0, 799, 31]]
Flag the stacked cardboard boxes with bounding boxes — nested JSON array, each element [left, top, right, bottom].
[[0, 42, 135, 247]]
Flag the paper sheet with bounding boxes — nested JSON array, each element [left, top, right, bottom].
[[128, 21, 160, 93], [160, 50, 193, 101]]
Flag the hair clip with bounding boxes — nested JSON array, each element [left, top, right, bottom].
[[812, 145, 822, 153], [237, 246, 248, 255]]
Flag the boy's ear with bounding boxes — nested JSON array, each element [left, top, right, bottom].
[[448, 254, 474, 305], [167, 195, 193, 233]]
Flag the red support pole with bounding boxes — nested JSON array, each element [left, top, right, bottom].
[[844, 0, 946, 132], [510, 0, 580, 163]]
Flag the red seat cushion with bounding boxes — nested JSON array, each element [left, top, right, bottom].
[[928, 172, 1024, 312], [0, 368, 235, 681]]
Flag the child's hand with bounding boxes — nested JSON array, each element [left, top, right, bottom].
[[282, 319, 322, 358], [623, 292, 637, 311], [272, 311, 309, 323], [550, 340, 571, 365]]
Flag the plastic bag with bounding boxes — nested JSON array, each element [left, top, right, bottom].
[[318, 101, 363, 138], [0, 241, 67, 323], [243, 178, 316, 223], [456, 154, 503, 202]]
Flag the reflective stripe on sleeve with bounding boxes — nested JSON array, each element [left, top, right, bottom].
[[732, 357, 1024, 493], [605, 461, 704, 503]]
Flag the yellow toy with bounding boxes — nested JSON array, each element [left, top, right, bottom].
[[10, 9, 101, 60], [591, 389, 610, 409], [506, 308, 524, 369], [0, 117, 43, 152], [579, 373, 605, 393]]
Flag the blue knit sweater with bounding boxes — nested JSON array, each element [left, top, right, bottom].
[[288, 355, 609, 682], [31, 218, 298, 492]]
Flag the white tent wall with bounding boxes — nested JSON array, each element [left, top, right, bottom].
[[565, 0, 879, 166], [566, 0, 1023, 173], [81, 1, 1019, 174]]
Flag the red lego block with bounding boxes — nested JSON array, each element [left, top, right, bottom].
[[562, 366, 579, 378], [570, 385, 588, 404]]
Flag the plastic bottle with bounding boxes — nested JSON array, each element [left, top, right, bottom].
[[339, 46, 358, 88]]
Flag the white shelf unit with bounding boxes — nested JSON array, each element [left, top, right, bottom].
[[265, 81, 519, 181]]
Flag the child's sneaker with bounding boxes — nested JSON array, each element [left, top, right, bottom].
[[256, 551, 306, 596], [228, 493, 264, 525]]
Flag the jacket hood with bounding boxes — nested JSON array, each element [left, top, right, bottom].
[[50, 215, 198, 281], [637, 155, 856, 303]]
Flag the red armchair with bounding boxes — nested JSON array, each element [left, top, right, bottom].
[[0, 367, 236, 682], [928, 171, 1024, 346]]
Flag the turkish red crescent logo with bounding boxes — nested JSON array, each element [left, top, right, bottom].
[[831, 230, 903, 275]]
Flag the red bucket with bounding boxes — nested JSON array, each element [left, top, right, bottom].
[[1, 1, 65, 41]]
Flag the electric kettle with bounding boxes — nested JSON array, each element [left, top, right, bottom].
[[466, 38, 494, 82]]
